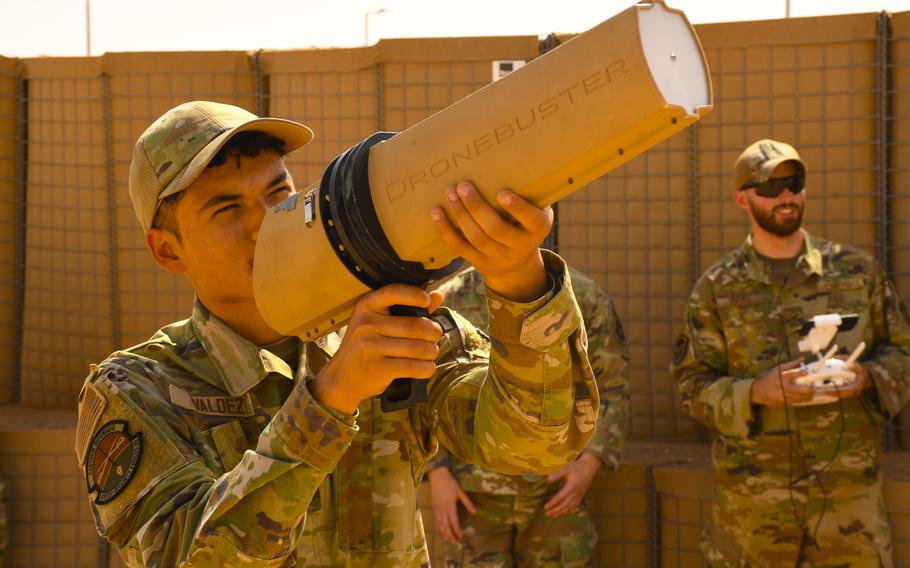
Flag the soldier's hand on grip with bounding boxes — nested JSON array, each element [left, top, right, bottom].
[[751, 358, 814, 406], [431, 182, 552, 302], [311, 284, 444, 414]]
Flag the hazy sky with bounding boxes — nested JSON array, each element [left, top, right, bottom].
[[3, 0, 910, 57]]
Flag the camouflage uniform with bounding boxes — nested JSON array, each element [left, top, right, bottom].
[[0, 478, 7, 568], [671, 232, 910, 567], [428, 266, 630, 567], [75, 251, 599, 567]]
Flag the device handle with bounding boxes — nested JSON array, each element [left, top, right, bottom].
[[380, 305, 430, 411], [844, 341, 866, 368]]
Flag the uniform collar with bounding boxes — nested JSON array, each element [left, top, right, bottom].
[[740, 229, 823, 284], [189, 300, 297, 396]]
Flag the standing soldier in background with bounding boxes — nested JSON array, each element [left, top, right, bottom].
[[427, 266, 629, 567], [671, 139, 910, 566]]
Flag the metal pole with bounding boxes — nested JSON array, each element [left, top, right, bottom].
[[875, 11, 892, 275], [13, 61, 27, 404], [875, 11, 894, 451], [687, 124, 700, 287], [539, 34, 561, 253], [375, 63, 384, 131], [785, 0, 791, 18], [253, 50, 266, 117], [364, 9, 387, 46], [101, 73, 120, 354], [86, 0, 92, 55], [646, 466, 659, 567]]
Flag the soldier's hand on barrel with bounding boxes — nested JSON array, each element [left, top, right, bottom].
[[431, 181, 551, 302]]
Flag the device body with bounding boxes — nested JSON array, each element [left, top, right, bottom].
[[253, 1, 714, 345], [787, 313, 864, 406]]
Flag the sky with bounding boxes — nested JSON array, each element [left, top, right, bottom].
[[2, 0, 910, 57]]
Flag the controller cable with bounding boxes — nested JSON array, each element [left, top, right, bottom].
[[770, 260, 847, 552]]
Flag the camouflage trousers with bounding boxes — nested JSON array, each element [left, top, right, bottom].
[[443, 490, 597, 568], [702, 455, 891, 568]]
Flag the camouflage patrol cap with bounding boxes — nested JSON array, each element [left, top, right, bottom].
[[129, 101, 314, 233], [733, 139, 806, 191]]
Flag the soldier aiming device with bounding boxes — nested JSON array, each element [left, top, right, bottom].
[[253, 0, 714, 410]]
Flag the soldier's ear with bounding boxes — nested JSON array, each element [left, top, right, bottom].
[[146, 228, 186, 274], [732, 189, 750, 212]]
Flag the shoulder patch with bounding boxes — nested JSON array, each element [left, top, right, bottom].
[[672, 333, 690, 366], [86, 420, 143, 505]]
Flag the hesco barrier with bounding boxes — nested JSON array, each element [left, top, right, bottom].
[[1, 9, 910, 567]]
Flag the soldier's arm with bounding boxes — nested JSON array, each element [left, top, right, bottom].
[[862, 265, 910, 417], [422, 251, 599, 476], [670, 277, 756, 438], [76, 360, 357, 567], [579, 290, 630, 470]]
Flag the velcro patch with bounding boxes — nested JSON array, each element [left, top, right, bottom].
[[76, 377, 108, 465], [169, 384, 254, 417], [86, 420, 143, 505]]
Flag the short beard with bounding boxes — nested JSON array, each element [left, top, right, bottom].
[[749, 201, 804, 237]]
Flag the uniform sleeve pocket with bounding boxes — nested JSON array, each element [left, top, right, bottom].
[[210, 421, 247, 471]]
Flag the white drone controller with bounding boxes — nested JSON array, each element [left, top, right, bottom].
[[786, 313, 865, 406]]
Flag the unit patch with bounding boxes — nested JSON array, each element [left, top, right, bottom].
[[85, 420, 143, 505]]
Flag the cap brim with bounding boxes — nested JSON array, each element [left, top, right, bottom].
[[157, 117, 314, 202], [755, 156, 806, 184]]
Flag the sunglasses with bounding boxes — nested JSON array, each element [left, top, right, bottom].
[[740, 174, 805, 198]]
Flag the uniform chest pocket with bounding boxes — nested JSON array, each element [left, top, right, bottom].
[[717, 294, 773, 324], [717, 294, 785, 375], [207, 420, 248, 472], [818, 276, 867, 312]]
